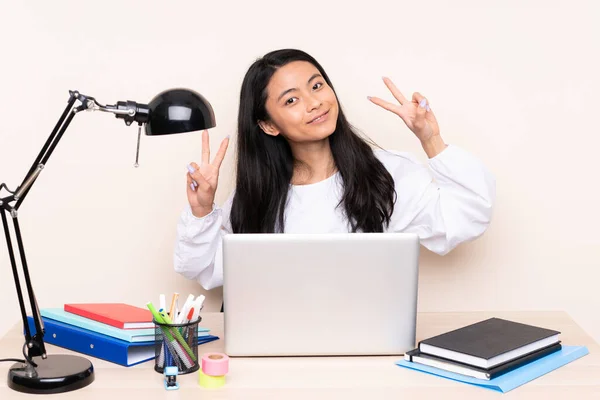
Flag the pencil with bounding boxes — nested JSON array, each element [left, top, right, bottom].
[[169, 293, 179, 318]]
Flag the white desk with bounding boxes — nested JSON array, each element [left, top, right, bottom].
[[1, 311, 599, 399]]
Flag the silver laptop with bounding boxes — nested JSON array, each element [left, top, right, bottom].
[[222, 232, 420, 356]]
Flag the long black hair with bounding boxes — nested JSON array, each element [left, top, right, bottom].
[[230, 49, 396, 233]]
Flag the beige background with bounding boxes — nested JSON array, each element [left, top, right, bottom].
[[1, 0, 599, 347]]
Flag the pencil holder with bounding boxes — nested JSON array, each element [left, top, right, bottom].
[[153, 316, 201, 374]]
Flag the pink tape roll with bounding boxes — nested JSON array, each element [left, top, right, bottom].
[[201, 353, 229, 376]]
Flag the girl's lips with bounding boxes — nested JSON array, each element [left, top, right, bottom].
[[308, 110, 329, 124]]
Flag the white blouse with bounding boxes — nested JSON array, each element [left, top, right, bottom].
[[173, 144, 496, 290]]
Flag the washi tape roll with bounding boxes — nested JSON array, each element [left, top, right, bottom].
[[198, 367, 226, 388], [201, 353, 229, 376]]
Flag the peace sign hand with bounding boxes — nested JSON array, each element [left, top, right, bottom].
[[186, 130, 230, 218], [368, 77, 440, 143]]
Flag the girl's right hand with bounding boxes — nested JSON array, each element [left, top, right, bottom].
[[186, 130, 230, 218]]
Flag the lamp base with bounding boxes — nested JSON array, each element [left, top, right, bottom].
[[7, 354, 94, 394]]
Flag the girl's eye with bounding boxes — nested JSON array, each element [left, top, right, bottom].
[[313, 82, 323, 90], [286, 97, 297, 105]]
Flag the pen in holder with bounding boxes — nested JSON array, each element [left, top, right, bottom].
[[153, 316, 201, 374]]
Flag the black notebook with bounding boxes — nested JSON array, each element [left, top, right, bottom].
[[418, 318, 561, 369], [405, 342, 562, 380]]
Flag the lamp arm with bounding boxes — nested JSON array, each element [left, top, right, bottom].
[[0, 91, 83, 365], [12, 91, 150, 209], [0, 90, 148, 367], [84, 95, 150, 126]]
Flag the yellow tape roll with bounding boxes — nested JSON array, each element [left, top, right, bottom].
[[198, 367, 226, 388]]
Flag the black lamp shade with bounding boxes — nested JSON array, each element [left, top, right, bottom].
[[145, 88, 216, 135]]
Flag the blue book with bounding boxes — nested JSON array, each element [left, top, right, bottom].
[[40, 308, 210, 343], [396, 345, 589, 393], [27, 316, 219, 367]]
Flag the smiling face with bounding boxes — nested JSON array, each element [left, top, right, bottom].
[[258, 61, 339, 143]]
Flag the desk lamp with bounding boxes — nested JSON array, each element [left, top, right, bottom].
[[0, 88, 216, 394]]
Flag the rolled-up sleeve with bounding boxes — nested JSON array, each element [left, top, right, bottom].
[[385, 145, 496, 255]]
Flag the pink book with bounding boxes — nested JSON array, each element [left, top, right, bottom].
[[64, 303, 154, 329]]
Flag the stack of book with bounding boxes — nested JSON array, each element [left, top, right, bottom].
[[27, 302, 218, 367], [404, 318, 562, 380]]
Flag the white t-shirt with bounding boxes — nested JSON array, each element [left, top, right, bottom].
[[173, 145, 496, 290]]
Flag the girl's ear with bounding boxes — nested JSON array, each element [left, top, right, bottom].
[[258, 120, 280, 137]]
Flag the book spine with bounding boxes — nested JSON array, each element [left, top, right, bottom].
[[41, 310, 132, 342], [488, 343, 562, 379]]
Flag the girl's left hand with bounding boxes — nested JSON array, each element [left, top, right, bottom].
[[368, 77, 440, 143]]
